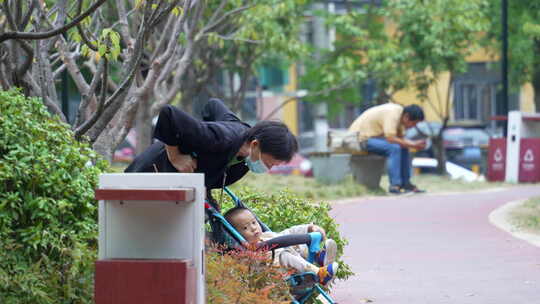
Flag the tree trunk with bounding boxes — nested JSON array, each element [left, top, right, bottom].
[[93, 137, 114, 163], [532, 68, 540, 113], [135, 94, 153, 155], [432, 134, 447, 175]]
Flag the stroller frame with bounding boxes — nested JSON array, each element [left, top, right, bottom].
[[205, 187, 337, 304]]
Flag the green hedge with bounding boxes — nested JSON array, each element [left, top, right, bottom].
[[0, 90, 107, 303]]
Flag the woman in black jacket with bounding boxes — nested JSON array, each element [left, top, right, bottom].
[[125, 98, 298, 209]]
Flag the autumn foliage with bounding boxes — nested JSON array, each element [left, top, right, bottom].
[[206, 244, 293, 304]]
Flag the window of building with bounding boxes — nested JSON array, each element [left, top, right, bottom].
[[258, 61, 288, 92], [453, 63, 499, 129], [453, 82, 496, 122]]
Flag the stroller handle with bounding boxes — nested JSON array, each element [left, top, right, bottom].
[[256, 232, 323, 259], [307, 232, 323, 264]]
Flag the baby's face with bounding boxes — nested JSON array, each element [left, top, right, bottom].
[[232, 210, 262, 244]]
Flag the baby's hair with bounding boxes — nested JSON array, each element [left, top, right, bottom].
[[223, 206, 251, 224]]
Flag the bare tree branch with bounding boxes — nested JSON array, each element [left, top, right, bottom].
[[75, 58, 109, 138], [84, 0, 157, 142], [2, 1, 18, 30], [214, 33, 262, 44], [0, 61, 11, 89], [199, 4, 255, 37], [84, 60, 119, 92], [53, 64, 66, 79], [16, 39, 34, 78], [150, 14, 176, 61], [58, 40, 90, 95], [150, 1, 180, 28], [0, 0, 107, 43], [42, 95, 68, 122], [74, 57, 106, 128], [141, 13, 185, 97], [14, 0, 22, 29], [115, 0, 132, 45], [21, 0, 38, 30], [206, 0, 228, 31]]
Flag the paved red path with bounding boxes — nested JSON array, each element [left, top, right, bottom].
[[329, 186, 540, 304]]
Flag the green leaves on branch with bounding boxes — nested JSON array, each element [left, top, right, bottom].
[[79, 28, 121, 61], [302, 0, 491, 109], [171, 6, 183, 17], [100, 28, 121, 61], [207, 33, 225, 50], [483, 0, 540, 91]]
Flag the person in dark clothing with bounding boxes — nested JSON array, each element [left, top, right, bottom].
[[125, 98, 298, 209]]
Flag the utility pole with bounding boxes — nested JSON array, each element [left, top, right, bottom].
[[501, 0, 509, 135]]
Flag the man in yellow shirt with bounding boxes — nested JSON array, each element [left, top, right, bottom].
[[349, 103, 426, 194]]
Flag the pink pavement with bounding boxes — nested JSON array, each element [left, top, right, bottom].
[[330, 185, 540, 304]]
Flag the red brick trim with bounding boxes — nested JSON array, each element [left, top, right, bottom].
[[95, 188, 195, 202]]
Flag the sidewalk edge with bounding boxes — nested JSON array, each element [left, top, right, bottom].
[[488, 199, 540, 248]]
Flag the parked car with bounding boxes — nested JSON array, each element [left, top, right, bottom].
[[113, 130, 136, 163], [405, 121, 490, 171], [269, 153, 313, 177]]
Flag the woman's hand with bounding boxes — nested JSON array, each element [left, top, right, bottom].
[[165, 145, 197, 173]]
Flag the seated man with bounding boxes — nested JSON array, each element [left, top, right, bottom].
[[224, 207, 339, 285], [349, 103, 426, 194]]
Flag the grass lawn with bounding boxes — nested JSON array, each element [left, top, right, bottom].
[[111, 162, 509, 201], [230, 172, 509, 201], [510, 196, 540, 235]]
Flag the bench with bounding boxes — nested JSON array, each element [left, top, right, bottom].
[[309, 151, 386, 189], [307, 130, 387, 189], [349, 152, 386, 189]]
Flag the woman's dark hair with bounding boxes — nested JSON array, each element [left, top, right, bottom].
[[403, 104, 425, 121], [246, 121, 298, 162]]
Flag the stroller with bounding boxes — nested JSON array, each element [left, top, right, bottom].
[[205, 187, 337, 304]]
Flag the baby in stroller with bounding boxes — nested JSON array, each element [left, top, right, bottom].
[[224, 206, 339, 286]]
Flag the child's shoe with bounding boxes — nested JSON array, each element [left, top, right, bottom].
[[315, 239, 337, 267], [317, 262, 339, 285]]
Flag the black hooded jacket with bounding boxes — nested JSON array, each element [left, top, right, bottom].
[[125, 99, 251, 193]]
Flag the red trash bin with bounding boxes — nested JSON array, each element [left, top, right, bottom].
[[519, 138, 540, 182], [487, 138, 506, 182]]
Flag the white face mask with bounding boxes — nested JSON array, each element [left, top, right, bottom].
[[245, 149, 269, 174]]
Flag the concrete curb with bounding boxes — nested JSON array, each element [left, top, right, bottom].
[[489, 199, 540, 248]]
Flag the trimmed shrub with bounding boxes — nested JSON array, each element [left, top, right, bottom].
[[0, 90, 107, 303]]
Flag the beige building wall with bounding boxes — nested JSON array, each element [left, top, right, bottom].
[[393, 72, 452, 123], [393, 47, 537, 122], [520, 83, 536, 113], [282, 65, 299, 135]]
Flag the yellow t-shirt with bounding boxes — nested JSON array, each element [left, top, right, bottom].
[[349, 103, 405, 141]]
